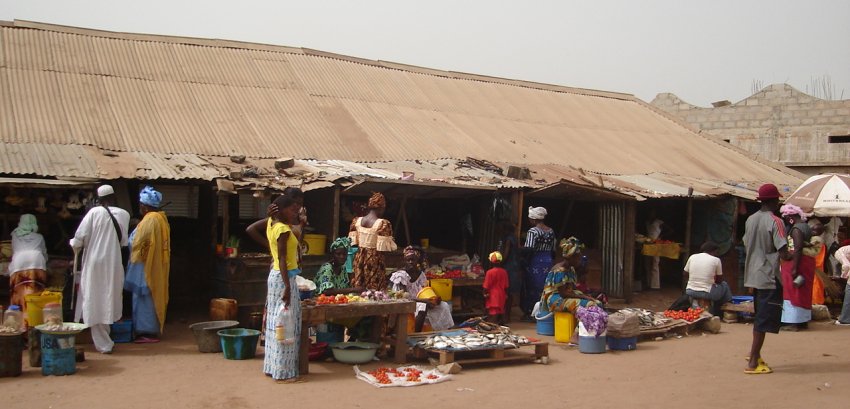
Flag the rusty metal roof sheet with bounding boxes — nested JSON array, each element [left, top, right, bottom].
[[0, 20, 804, 192]]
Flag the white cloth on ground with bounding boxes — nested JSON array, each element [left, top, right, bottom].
[[70, 206, 130, 326]]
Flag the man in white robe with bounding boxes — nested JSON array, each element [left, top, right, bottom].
[[70, 185, 130, 354]]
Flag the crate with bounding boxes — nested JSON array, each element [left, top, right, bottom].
[[110, 320, 134, 343]]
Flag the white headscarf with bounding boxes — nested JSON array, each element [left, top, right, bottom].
[[528, 206, 547, 221]]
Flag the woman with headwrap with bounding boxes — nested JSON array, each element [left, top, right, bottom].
[[315, 237, 363, 296], [349, 192, 397, 290], [539, 237, 598, 314], [124, 186, 171, 343], [392, 246, 454, 332], [521, 206, 556, 320], [8, 214, 48, 324], [778, 204, 815, 331]]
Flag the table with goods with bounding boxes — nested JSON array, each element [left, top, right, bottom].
[[408, 319, 548, 366], [425, 260, 486, 317], [299, 290, 416, 374]]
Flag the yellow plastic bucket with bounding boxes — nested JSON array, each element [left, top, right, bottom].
[[428, 279, 453, 302], [303, 234, 327, 256], [554, 312, 577, 343], [416, 286, 438, 301], [24, 291, 63, 327]]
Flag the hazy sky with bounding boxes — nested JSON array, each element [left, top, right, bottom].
[[2, 0, 848, 105]]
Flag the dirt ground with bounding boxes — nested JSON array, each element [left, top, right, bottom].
[[4, 289, 849, 409]]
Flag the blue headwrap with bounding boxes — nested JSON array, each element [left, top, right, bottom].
[[139, 185, 162, 208]]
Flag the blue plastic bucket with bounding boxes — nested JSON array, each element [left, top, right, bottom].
[[41, 332, 76, 375], [534, 303, 555, 336], [217, 328, 261, 360], [579, 335, 607, 354], [606, 336, 637, 351]]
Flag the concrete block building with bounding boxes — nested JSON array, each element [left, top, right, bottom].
[[652, 84, 850, 176]]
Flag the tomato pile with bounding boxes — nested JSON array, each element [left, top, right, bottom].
[[663, 307, 704, 322], [315, 294, 349, 305], [368, 367, 435, 384], [426, 269, 463, 279]]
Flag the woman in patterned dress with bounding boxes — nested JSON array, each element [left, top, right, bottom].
[[349, 192, 397, 290], [247, 193, 302, 383], [522, 206, 556, 320], [540, 237, 598, 314]]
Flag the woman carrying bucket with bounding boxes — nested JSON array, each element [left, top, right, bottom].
[[539, 237, 599, 315]]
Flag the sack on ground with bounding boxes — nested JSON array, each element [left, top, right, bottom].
[[607, 311, 641, 338]]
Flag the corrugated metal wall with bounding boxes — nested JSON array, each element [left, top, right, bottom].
[[600, 202, 625, 298]]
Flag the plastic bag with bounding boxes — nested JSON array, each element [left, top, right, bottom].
[[275, 304, 296, 345]]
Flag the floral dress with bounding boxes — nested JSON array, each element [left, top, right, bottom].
[[540, 265, 596, 314], [349, 217, 397, 290]]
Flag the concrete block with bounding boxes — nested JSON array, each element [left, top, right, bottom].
[[746, 99, 760, 106], [802, 118, 815, 125], [835, 108, 850, 116], [808, 110, 822, 118]]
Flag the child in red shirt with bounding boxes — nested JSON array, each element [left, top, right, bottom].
[[483, 251, 510, 324]]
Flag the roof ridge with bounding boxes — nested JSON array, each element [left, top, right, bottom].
[[11, 19, 634, 101]]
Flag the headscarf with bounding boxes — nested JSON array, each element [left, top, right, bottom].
[[559, 237, 585, 258], [528, 206, 547, 221], [368, 192, 386, 209], [139, 185, 163, 208], [403, 245, 428, 271], [330, 237, 351, 252], [780, 204, 807, 221], [489, 251, 503, 264], [13, 214, 38, 237]]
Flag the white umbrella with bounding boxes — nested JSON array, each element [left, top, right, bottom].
[[784, 173, 850, 217]]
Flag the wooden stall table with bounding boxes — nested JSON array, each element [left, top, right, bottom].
[[299, 301, 416, 374]]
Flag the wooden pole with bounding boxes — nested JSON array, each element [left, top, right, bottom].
[[400, 197, 411, 247], [221, 194, 230, 247], [683, 197, 694, 291], [331, 186, 341, 239], [623, 201, 636, 303], [515, 190, 524, 241]]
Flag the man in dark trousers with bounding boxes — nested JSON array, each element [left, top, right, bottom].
[[742, 184, 788, 374]]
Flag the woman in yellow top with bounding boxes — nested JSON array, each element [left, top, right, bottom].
[[247, 193, 302, 383]]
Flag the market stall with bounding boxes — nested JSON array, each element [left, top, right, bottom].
[[299, 300, 416, 374]]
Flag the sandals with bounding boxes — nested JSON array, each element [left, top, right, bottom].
[[744, 363, 773, 374], [134, 336, 160, 344]]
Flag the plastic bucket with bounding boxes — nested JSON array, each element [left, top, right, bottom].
[[25, 291, 63, 327], [189, 320, 239, 353], [41, 332, 76, 375], [428, 279, 453, 301], [303, 234, 327, 256], [554, 312, 577, 343], [607, 336, 637, 351], [0, 333, 23, 377], [579, 335, 607, 354], [416, 286, 438, 301], [217, 328, 261, 360], [534, 302, 555, 336]]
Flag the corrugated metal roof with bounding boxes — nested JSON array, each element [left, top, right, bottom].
[[0, 20, 804, 191]]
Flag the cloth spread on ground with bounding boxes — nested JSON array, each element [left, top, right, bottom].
[[354, 365, 452, 388]]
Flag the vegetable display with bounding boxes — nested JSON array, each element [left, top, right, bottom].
[[663, 308, 704, 322], [355, 365, 451, 388]]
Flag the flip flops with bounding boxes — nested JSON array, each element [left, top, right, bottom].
[[744, 363, 773, 374], [134, 336, 160, 344]]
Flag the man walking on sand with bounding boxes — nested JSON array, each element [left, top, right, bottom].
[[70, 185, 130, 354], [742, 184, 788, 374]]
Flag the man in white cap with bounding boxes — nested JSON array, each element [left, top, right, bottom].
[[70, 185, 130, 353]]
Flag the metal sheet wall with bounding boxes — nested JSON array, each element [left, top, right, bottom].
[[599, 202, 625, 298]]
